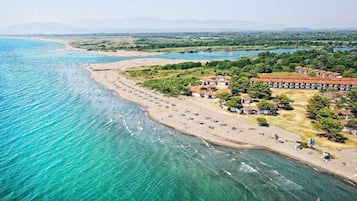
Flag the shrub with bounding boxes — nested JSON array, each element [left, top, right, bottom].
[[257, 117, 269, 127]]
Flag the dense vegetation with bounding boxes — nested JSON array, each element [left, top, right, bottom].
[[307, 89, 357, 143], [308, 95, 345, 143], [71, 31, 357, 52], [143, 77, 196, 96], [160, 62, 202, 70], [126, 62, 212, 96], [135, 32, 357, 51], [203, 49, 357, 78], [248, 81, 272, 99]]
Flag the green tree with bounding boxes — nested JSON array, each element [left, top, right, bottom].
[[347, 88, 357, 102], [274, 94, 294, 110], [257, 100, 277, 114], [230, 76, 250, 95], [225, 96, 243, 109], [306, 95, 331, 119], [335, 65, 345, 73], [248, 81, 272, 99], [255, 63, 272, 73], [347, 118, 357, 130], [349, 102, 357, 117], [313, 107, 345, 143], [335, 96, 348, 109], [309, 71, 317, 77], [317, 107, 338, 119], [182, 87, 192, 96], [343, 69, 355, 78], [216, 92, 231, 105], [347, 89, 357, 117]]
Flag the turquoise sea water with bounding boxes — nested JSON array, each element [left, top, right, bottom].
[[0, 38, 356, 200]]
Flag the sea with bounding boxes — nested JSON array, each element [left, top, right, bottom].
[[0, 38, 356, 200]]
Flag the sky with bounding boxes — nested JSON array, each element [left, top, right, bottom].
[[1, 0, 357, 29]]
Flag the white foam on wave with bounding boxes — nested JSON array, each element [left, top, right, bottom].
[[239, 162, 258, 173], [199, 154, 206, 159], [121, 117, 133, 135], [137, 121, 143, 130], [167, 130, 176, 137], [223, 169, 232, 177], [259, 161, 267, 166], [200, 138, 212, 148], [268, 170, 303, 191], [274, 177, 303, 191]]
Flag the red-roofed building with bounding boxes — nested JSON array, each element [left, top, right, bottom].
[[250, 76, 357, 91], [191, 76, 231, 99], [241, 94, 252, 104], [201, 75, 231, 86], [295, 66, 342, 78]]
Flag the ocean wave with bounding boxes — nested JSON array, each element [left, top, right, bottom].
[[239, 162, 258, 173]]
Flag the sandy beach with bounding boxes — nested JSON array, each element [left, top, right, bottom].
[[88, 58, 357, 185], [32, 37, 163, 57], [83, 49, 163, 57]]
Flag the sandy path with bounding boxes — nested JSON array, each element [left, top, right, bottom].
[[88, 59, 357, 185]]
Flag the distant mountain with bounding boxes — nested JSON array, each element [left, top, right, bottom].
[[0, 22, 92, 35], [345, 26, 357, 31], [1, 20, 356, 35], [283, 27, 357, 32], [0, 19, 276, 35], [283, 27, 313, 32], [75, 18, 276, 32]]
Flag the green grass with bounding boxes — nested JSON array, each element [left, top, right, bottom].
[[125, 66, 216, 96]]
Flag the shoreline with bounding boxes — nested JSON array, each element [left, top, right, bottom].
[[29, 36, 164, 57], [87, 58, 357, 186], [34, 37, 357, 186]]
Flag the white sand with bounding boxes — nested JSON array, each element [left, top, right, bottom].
[[89, 58, 357, 184], [90, 58, 194, 71], [85, 50, 163, 57], [33, 37, 163, 57]]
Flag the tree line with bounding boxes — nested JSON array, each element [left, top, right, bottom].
[[73, 31, 357, 52]]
